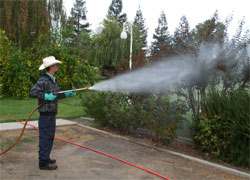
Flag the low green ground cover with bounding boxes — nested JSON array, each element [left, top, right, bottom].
[[0, 96, 85, 123]]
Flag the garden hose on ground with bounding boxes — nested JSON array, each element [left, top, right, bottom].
[[0, 102, 171, 180], [0, 101, 46, 156]]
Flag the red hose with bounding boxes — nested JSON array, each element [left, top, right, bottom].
[[0, 114, 171, 180]]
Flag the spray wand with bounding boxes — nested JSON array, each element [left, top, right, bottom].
[[53, 87, 89, 95]]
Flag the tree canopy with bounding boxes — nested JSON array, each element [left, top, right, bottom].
[[107, 0, 127, 24]]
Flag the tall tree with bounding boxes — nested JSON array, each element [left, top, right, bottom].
[[68, 0, 90, 49], [0, 0, 66, 50], [191, 11, 226, 44], [48, 0, 67, 43], [133, 6, 147, 49], [87, 19, 126, 70], [180, 11, 228, 121], [173, 15, 192, 55], [150, 11, 172, 61], [0, 0, 49, 50], [107, 0, 127, 24], [70, 0, 89, 33], [0, 0, 28, 50]]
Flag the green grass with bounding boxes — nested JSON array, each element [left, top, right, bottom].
[[0, 96, 86, 123]]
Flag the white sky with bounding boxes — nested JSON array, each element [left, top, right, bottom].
[[64, 0, 250, 46]]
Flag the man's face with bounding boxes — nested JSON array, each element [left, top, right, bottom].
[[50, 64, 58, 74]]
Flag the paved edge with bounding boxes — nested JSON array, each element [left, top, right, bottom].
[[77, 123, 250, 179], [0, 119, 77, 131]]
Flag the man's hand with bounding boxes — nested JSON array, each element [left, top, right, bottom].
[[45, 93, 57, 101], [65, 92, 76, 97]]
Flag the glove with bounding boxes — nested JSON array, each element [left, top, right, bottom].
[[44, 93, 56, 101], [65, 92, 76, 97]]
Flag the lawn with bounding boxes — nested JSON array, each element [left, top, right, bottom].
[[0, 96, 86, 123]]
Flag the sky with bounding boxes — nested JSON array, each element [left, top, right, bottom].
[[64, 0, 250, 46]]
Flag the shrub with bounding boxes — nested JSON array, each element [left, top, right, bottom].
[[82, 91, 187, 144], [194, 88, 250, 167], [136, 93, 187, 143], [0, 31, 39, 98], [194, 114, 231, 157], [0, 31, 97, 98], [82, 91, 132, 131]]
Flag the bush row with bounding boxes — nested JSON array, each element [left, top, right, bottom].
[[82, 91, 187, 144]]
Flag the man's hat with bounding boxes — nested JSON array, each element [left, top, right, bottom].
[[39, 56, 62, 70]]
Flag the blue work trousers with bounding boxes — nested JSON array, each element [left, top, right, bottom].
[[38, 115, 56, 167]]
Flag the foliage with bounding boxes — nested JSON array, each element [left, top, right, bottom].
[[173, 16, 193, 55], [0, 30, 39, 98], [0, 0, 66, 50], [194, 114, 230, 157], [0, 31, 97, 98], [133, 6, 148, 49], [176, 11, 249, 123], [87, 17, 147, 76], [150, 11, 173, 61], [191, 11, 226, 44], [82, 91, 187, 144], [68, 0, 90, 50], [107, 0, 127, 24], [222, 19, 250, 90], [81, 91, 112, 126], [87, 19, 126, 71], [41, 45, 97, 91], [70, 0, 89, 32], [194, 88, 250, 167], [130, 93, 187, 143]]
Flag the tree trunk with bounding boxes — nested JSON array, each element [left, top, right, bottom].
[[17, 2, 21, 51], [188, 87, 197, 120]]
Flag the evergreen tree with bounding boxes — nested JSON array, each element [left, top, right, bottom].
[[107, 0, 127, 24], [191, 11, 226, 44], [133, 6, 147, 49], [68, 0, 90, 48], [173, 15, 192, 54], [150, 11, 172, 61], [70, 0, 89, 33]]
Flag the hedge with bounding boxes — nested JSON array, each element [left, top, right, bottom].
[[194, 88, 250, 167], [0, 31, 97, 98]]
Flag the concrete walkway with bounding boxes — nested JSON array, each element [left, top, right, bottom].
[[0, 119, 77, 131]]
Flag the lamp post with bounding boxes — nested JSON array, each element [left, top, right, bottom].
[[120, 22, 133, 70]]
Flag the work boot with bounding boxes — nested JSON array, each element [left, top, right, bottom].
[[50, 159, 56, 164], [39, 163, 57, 170]]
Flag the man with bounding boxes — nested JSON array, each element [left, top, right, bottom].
[[30, 56, 76, 170]]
